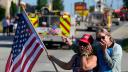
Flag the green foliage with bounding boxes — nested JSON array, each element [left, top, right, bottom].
[[112, 12, 119, 18], [89, 6, 95, 13], [36, 0, 47, 11], [123, 0, 128, 8], [122, 38, 128, 52], [10, 1, 18, 17], [52, 0, 64, 11], [0, 6, 5, 21], [36, 0, 64, 11]]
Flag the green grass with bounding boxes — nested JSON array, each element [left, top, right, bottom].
[[122, 38, 128, 52]]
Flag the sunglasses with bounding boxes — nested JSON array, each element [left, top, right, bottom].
[[79, 42, 88, 47], [96, 35, 106, 41]]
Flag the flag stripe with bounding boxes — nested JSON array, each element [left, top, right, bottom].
[[16, 39, 39, 72], [21, 38, 38, 67], [27, 48, 43, 72], [21, 41, 37, 66], [9, 34, 36, 72], [21, 43, 40, 72], [24, 46, 43, 72], [5, 53, 12, 72], [12, 34, 35, 66], [11, 37, 36, 72]]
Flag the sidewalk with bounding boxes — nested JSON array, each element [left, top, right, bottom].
[[111, 22, 128, 72], [111, 22, 128, 40], [0, 33, 13, 48]]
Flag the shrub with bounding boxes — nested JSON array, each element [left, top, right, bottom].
[[122, 38, 128, 52], [0, 6, 5, 21]]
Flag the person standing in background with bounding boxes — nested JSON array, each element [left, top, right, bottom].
[[10, 17, 15, 35], [6, 16, 11, 36], [2, 16, 10, 36]]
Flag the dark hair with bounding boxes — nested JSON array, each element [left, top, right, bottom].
[[89, 35, 94, 44]]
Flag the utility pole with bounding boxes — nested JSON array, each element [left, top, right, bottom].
[[110, 0, 113, 9], [48, 0, 52, 27], [99, 0, 101, 12], [82, 0, 85, 21], [48, 0, 52, 11]]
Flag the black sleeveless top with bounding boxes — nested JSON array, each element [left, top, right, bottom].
[[72, 54, 93, 72]]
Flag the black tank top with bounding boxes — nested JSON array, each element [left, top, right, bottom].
[[72, 54, 93, 72]]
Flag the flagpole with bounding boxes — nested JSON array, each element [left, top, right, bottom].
[[21, 6, 59, 72]]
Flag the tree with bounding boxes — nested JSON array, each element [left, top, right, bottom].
[[0, 6, 5, 21], [89, 6, 95, 13], [52, 0, 64, 11], [10, 1, 18, 17], [36, 0, 47, 11], [123, 0, 128, 8]]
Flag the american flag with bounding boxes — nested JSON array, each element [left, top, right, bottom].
[[5, 12, 44, 72]]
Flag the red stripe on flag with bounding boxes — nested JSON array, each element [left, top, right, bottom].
[[11, 37, 36, 72], [21, 43, 40, 72], [27, 48, 44, 72], [60, 22, 70, 33], [5, 53, 12, 72]]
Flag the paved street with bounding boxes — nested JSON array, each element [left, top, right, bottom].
[[0, 22, 128, 72], [111, 22, 128, 72]]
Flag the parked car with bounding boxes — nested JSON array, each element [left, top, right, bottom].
[[112, 12, 120, 25], [112, 18, 120, 25]]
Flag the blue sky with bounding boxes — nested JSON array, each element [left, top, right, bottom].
[[22, 0, 123, 15]]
